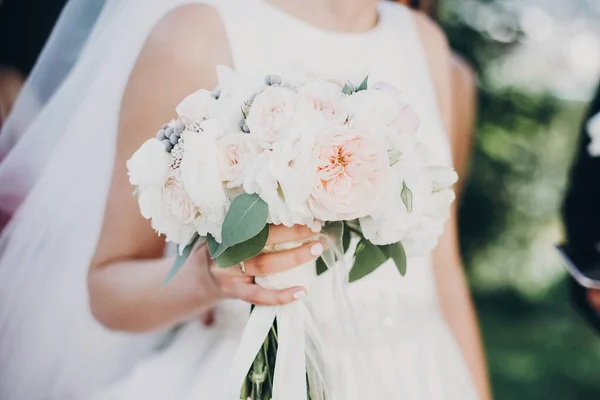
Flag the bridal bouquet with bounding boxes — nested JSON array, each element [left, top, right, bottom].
[[128, 66, 457, 399]]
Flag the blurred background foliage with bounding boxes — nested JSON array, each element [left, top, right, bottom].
[[439, 0, 600, 398]]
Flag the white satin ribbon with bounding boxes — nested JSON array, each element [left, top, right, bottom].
[[229, 235, 349, 400]]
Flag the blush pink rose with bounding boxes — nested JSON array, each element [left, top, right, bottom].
[[164, 175, 198, 224], [309, 127, 389, 221]]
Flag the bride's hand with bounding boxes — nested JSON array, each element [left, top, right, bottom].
[[210, 224, 325, 306]]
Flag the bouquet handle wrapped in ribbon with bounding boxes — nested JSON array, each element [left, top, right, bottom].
[[127, 66, 458, 399]]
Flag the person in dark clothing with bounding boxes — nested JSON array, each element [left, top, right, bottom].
[[562, 82, 600, 333]]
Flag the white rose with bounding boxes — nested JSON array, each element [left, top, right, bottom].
[[217, 133, 260, 188], [588, 112, 600, 156], [176, 89, 215, 124], [127, 139, 169, 189], [359, 158, 429, 245], [127, 139, 197, 245], [296, 79, 347, 125], [179, 119, 229, 241], [246, 86, 298, 149], [398, 166, 457, 256]]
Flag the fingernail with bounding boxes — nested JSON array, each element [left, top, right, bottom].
[[310, 242, 324, 256], [293, 290, 306, 300], [311, 221, 322, 233]]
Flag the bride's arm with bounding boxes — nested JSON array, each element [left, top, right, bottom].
[[413, 11, 492, 400], [450, 55, 477, 197], [88, 6, 318, 333], [88, 5, 233, 333]]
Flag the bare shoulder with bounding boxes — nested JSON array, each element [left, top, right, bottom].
[[141, 3, 231, 71], [92, 4, 232, 267], [451, 54, 477, 97], [410, 10, 451, 62]]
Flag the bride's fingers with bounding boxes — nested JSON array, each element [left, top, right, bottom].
[[238, 284, 307, 305], [243, 240, 325, 276], [266, 223, 320, 245]]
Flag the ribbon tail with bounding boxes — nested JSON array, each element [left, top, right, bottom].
[[229, 305, 278, 398], [272, 305, 306, 400]]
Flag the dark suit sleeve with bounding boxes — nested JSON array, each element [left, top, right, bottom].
[[563, 82, 600, 333]]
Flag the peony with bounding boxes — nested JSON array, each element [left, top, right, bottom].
[[164, 175, 199, 224], [309, 126, 389, 221], [127, 139, 197, 245], [349, 83, 420, 153], [296, 79, 348, 125], [246, 86, 298, 149], [243, 129, 316, 227], [360, 154, 457, 248], [176, 89, 215, 124], [217, 133, 260, 189], [179, 119, 229, 241], [588, 112, 600, 156]]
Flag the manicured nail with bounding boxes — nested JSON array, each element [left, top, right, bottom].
[[310, 242, 324, 256], [293, 290, 307, 300], [311, 221, 322, 233]]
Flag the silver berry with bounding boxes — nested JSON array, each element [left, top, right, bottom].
[[169, 133, 179, 145], [242, 124, 250, 133], [162, 138, 173, 152], [269, 75, 282, 86]]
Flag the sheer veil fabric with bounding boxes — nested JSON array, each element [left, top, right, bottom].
[[0, 1, 208, 398]]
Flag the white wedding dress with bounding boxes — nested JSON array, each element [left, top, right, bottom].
[[0, 0, 477, 399], [90, 1, 478, 399]]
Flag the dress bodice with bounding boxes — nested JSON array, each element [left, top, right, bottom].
[[212, 0, 453, 326]]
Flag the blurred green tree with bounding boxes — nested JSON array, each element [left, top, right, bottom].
[[438, 0, 600, 398]]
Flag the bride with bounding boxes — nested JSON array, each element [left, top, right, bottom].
[[0, 0, 490, 399]]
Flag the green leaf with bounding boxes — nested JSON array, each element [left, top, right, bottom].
[[349, 239, 388, 282], [323, 221, 343, 248], [316, 257, 328, 276], [207, 235, 228, 259], [132, 186, 139, 197], [212, 243, 228, 259], [222, 193, 268, 247], [381, 242, 407, 276], [401, 181, 413, 212], [214, 225, 270, 268], [207, 234, 219, 255], [163, 234, 200, 287], [342, 83, 354, 95], [356, 75, 369, 92], [342, 222, 351, 253]]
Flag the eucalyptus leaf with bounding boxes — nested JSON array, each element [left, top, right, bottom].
[[342, 83, 354, 95], [214, 225, 269, 268], [211, 243, 228, 259], [342, 222, 351, 253], [349, 239, 388, 282], [323, 221, 343, 248], [163, 234, 200, 287], [382, 242, 407, 276], [206, 234, 220, 257], [356, 75, 369, 92], [222, 193, 268, 247], [401, 181, 413, 212], [316, 257, 328, 276]]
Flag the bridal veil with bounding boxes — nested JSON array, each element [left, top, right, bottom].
[[0, 0, 208, 397]]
